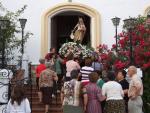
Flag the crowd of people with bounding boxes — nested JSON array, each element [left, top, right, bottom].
[[40, 47, 144, 113], [6, 47, 143, 113]]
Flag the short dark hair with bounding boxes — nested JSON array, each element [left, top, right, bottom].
[[50, 47, 54, 51], [85, 58, 92, 66], [95, 70, 102, 78], [89, 72, 99, 83], [67, 52, 74, 60], [107, 71, 115, 81], [117, 70, 127, 78], [70, 69, 79, 79]]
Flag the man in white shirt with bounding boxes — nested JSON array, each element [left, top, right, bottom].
[[127, 66, 143, 113]]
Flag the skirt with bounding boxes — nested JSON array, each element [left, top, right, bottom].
[[104, 99, 125, 113], [40, 87, 52, 105], [128, 96, 143, 113]]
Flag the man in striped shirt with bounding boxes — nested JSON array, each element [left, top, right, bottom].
[[80, 58, 94, 86]]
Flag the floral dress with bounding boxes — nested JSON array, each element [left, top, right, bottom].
[[62, 79, 84, 113]]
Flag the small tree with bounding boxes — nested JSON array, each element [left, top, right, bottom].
[[0, 2, 33, 67]]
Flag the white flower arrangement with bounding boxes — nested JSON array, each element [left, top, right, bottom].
[[59, 42, 94, 59], [82, 46, 94, 58]]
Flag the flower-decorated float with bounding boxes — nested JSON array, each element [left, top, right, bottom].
[[59, 42, 94, 59]]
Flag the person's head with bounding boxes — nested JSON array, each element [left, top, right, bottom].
[[11, 85, 26, 105], [89, 72, 99, 83], [50, 47, 56, 53], [78, 17, 84, 24], [85, 58, 92, 67], [74, 57, 80, 63], [107, 71, 115, 81], [95, 70, 102, 78], [67, 52, 74, 61], [128, 66, 137, 77], [70, 69, 79, 79], [116, 70, 127, 81], [39, 58, 45, 64], [93, 57, 99, 62], [45, 62, 52, 69]]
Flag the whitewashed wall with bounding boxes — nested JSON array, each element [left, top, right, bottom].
[[2, 0, 150, 64]]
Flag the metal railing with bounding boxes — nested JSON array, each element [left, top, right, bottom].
[[0, 63, 32, 113]]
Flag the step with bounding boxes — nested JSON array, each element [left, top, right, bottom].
[[26, 91, 61, 95], [27, 96, 61, 101], [32, 107, 62, 112], [32, 111, 62, 113], [24, 85, 63, 113], [31, 103, 62, 108], [26, 95, 61, 100]]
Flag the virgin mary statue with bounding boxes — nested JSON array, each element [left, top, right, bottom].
[[70, 17, 86, 43]]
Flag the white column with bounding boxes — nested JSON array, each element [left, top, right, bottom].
[[91, 17, 96, 49]]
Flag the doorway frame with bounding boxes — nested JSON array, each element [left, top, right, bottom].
[[41, 2, 101, 57], [144, 5, 150, 16]]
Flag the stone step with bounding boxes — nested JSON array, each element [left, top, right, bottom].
[[25, 85, 62, 113], [31, 101, 61, 106], [31, 103, 62, 108], [27, 97, 61, 103], [32, 107, 62, 112], [26, 91, 61, 96], [32, 111, 62, 113]]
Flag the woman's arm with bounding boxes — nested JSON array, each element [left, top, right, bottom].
[[76, 62, 80, 70], [97, 89, 106, 102], [60, 87, 64, 104], [123, 89, 128, 95], [58, 56, 64, 63], [39, 74, 42, 88], [120, 87, 124, 97], [53, 72, 58, 81], [82, 87, 88, 112]]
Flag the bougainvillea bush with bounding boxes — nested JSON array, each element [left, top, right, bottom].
[[97, 16, 150, 71], [116, 16, 150, 70], [97, 16, 150, 112]]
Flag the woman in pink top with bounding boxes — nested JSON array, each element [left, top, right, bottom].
[[65, 53, 80, 81]]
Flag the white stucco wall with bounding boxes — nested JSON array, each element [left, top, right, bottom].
[[2, 0, 150, 64]]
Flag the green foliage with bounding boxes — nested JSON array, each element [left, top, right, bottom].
[[0, 2, 33, 63], [143, 69, 150, 113]]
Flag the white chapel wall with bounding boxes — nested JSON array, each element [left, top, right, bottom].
[[2, 0, 150, 64]]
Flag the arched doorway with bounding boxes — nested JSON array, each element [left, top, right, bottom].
[[51, 11, 91, 52], [144, 5, 150, 16], [41, 3, 101, 57]]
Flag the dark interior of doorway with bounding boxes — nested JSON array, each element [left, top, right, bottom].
[[51, 11, 91, 52]]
